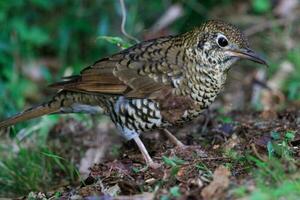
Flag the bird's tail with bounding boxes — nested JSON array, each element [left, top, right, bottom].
[[0, 98, 61, 129], [0, 91, 104, 129], [0, 104, 59, 129]]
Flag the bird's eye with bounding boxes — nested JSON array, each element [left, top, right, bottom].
[[217, 35, 229, 47]]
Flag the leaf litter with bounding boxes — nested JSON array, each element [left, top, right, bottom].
[[13, 106, 300, 199]]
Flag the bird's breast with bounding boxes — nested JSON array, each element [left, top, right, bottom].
[[184, 68, 226, 112]]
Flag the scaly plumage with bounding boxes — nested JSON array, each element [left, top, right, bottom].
[[0, 20, 267, 168]]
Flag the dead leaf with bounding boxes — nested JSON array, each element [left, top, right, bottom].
[[260, 109, 278, 120], [254, 133, 272, 148], [201, 165, 231, 200], [224, 134, 239, 151], [105, 184, 121, 196]]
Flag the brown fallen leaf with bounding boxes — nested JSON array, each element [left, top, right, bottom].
[[224, 133, 240, 152], [201, 165, 231, 200]]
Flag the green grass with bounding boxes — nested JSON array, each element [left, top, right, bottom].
[[233, 131, 299, 199], [249, 180, 300, 200], [0, 115, 81, 197], [162, 156, 186, 177], [285, 48, 300, 101], [160, 186, 182, 200], [0, 145, 80, 197]]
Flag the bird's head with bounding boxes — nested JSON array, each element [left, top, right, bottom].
[[187, 20, 267, 72]]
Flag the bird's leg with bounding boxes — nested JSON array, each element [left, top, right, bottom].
[[161, 128, 185, 148], [133, 136, 161, 169]]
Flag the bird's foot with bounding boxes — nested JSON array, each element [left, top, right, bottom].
[[148, 161, 162, 169], [175, 143, 187, 149], [161, 129, 186, 148], [133, 136, 162, 171], [137, 161, 161, 172]]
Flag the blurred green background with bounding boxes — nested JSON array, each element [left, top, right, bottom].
[[1, 0, 299, 119], [0, 0, 299, 197]]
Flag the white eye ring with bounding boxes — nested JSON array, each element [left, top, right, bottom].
[[216, 34, 229, 48]]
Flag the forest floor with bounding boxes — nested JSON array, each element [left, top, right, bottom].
[[20, 105, 300, 200]]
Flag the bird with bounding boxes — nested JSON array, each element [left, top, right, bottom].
[[0, 20, 267, 168]]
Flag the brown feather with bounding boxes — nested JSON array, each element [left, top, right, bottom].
[[49, 35, 185, 99]]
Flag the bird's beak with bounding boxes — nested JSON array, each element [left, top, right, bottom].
[[228, 48, 268, 67]]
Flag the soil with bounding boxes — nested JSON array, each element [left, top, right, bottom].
[[21, 105, 300, 199]]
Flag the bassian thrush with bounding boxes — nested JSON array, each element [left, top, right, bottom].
[[0, 20, 267, 168]]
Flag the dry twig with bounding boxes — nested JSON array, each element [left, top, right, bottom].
[[119, 0, 139, 43]]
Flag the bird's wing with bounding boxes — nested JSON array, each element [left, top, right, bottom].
[[50, 36, 187, 99]]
